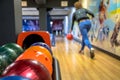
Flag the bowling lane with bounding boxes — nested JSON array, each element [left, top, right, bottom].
[[52, 36, 120, 80]]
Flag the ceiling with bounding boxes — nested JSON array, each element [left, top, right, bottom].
[[21, 0, 76, 20]]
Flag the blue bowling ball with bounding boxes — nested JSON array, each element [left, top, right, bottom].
[[0, 76, 30, 80], [31, 42, 53, 55]]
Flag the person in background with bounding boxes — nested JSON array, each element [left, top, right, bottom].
[[46, 8, 56, 46], [70, 1, 95, 59]]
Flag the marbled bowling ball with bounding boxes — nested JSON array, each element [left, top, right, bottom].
[[31, 42, 53, 55], [0, 47, 17, 74], [0, 55, 8, 75], [0, 47, 17, 63], [2, 43, 23, 56], [2, 59, 52, 80]]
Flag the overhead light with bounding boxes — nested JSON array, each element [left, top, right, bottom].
[[61, 1, 68, 7], [82, 0, 88, 8], [21, 1, 27, 7]]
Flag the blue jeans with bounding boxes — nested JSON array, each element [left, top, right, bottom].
[[79, 20, 92, 51]]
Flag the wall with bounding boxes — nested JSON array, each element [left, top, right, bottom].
[[0, 0, 22, 45], [73, 0, 120, 57]]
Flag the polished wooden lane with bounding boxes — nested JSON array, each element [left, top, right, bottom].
[[51, 37, 120, 80]]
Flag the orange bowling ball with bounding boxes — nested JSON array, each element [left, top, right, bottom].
[[66, 33, 73, 40], [16, 46, 53, 75]]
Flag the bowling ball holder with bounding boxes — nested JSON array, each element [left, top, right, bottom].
[[52, 57, 61, 80], [16, 31, 61, 80]]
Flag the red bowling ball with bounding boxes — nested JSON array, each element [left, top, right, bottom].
[[16, 46, 53, 75], [66, 33, 73, 40], [2, 59, 52, 80]]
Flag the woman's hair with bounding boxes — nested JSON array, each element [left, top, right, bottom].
[[74, 1, 82, 9]]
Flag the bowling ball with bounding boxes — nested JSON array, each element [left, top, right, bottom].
[[0, 55, 8, 75], [66, 33, 73, 40], [2, 43, 23, 56], [0, 76, 30, 80], [16, 46, 53, 75], [24, 46, 52, 63], [31, 42, 53, 55], [2, 59, 52, 80], [0, 47, 17, 64]]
